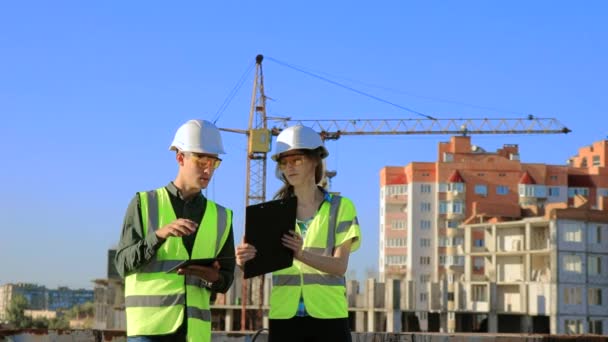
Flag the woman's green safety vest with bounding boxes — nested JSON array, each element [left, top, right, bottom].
[[124, 187, 232, 342], [269, 195, 361, 319]]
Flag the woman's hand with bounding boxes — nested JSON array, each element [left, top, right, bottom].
[[235, 241, 257, 268], [281, 230, 303, 259]]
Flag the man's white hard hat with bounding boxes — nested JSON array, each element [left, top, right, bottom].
[[169, 119, 226, 154], [270, 124, 328, 161]]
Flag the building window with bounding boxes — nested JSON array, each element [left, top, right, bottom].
[[588, 288, 603, 306], [519, 184, 547, 198], [588, 256, 602, 276], [420, 184, 431, 193], [565, 319, 583, 334], [563, 224, 582, 242], [420, 274, 430, 283], [564, 255, 582, 273], [420, 238, 431, 247], [420, 293, 428, 302], [588, 225, 603, 244], [593, 155, 601, 166], [568, 187, 589, 198], [439, 201, 447, 214], [386, 255, 407, 265], [448, 182, 465, 192], [392, 220, 406, 230], [496, 185, 509, 195], [420, 256, 430, 265], [473, 257, 484, 273], [589, 319, 603, 335], [548, 187, 560, 197], [475, 184, 487, 196], [451, 201, 464, 214], [386, 238, 407, 247], [446, 220, 459, 229], [472, 285, 487, 302], [474, 239, 484, 247], [420, 220, 431, 230], [420, 202, 431, 212], [447, 292, 454, 301], [443, 152, 454, 162], [564, 287, 582, 305], [550, 175, 558, 181]]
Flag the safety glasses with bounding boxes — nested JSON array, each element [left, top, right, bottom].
[[278, 154, 306, 170], [184, 153, 222, 169]]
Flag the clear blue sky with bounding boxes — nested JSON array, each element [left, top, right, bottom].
[[1, 1, 606, 289]]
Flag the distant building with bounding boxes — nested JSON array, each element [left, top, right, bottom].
[[378, 136, 608, 333], [0, 283, 93, 321]]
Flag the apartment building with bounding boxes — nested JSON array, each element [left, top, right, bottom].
[[379, 136, 608, 333], [460, 199, 608, 334]]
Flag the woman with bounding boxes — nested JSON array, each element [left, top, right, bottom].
[[236, 124, 361, 342]]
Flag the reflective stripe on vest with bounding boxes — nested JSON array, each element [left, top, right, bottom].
[[125, 187, 231, 340], [269, 195, 357, 319]]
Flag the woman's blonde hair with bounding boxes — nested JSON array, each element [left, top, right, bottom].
[[274, 148, 326, 200]]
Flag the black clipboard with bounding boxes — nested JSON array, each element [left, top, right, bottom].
[[244, 197, 297, 279]]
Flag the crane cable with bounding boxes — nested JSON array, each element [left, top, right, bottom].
[[266, 56, 436, 120], [213, 61, 255, 125]]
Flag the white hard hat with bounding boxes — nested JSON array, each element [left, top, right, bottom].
[[270, 125, 328, 161], [169, 119, 226, 154]]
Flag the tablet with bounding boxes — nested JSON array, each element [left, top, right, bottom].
[[244, 197, 297, 279], [165, 258, 218, 273]]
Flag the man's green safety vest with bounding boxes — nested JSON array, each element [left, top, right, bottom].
[[124, 187, 232, 342], [269, 195, 360, 319]]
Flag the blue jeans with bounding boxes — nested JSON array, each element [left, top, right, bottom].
[[127, 332, 185, 342]]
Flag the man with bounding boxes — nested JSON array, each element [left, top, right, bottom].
[[115, 119, 236, 342]]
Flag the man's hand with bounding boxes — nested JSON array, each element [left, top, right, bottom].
[[156, 218, 198, 240], [177, 261, 221, 283]]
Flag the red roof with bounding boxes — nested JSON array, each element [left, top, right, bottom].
[[387, 173, 408, 185], [519, 171, 536, 184], [448, 170, 465, 183]]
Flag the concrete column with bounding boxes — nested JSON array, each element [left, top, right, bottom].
[[385, 279, 402, 332], [366, 278, 376, 332], [521, 315, 533, 333], [263, 276, 271, 329], [488, 313, 498, 333], [225, 309, 233, 332], [356, 311, 365, 332], [489, 282, 498, 333]]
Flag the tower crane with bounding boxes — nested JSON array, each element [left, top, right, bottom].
[[218, 54, 571, 331]]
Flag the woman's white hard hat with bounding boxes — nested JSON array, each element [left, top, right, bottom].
[[270, 124, 328, 161]]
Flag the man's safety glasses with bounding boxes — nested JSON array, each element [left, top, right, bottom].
[[184, 153, 222, 169]]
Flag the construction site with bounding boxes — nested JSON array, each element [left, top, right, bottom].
[[2, 55, 608, 341]]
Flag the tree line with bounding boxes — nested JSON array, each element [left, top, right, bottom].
[[4, 295, 95, 329]]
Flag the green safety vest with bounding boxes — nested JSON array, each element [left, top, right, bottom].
[[269, 195, 360, 319], [124, 187, 232, 342]]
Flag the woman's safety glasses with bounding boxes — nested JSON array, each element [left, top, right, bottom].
[[278, 155, 305, 170]]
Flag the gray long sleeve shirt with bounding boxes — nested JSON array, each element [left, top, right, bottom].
[[114, 182, 235, 293]]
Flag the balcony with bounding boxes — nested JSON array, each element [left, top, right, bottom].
[[384, 192, 407, 203], [497, 284, 524, 313]]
